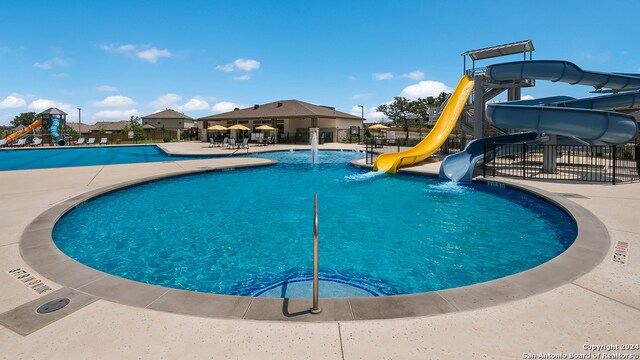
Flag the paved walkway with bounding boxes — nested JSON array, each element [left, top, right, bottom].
[[1, 142, 639, 359]]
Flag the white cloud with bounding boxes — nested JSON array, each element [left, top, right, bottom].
[[521, 95, 535, 100], [400, 80, 452, 99], [92, 109, 140, 120], [94, 95, 136, 108], [215, 64, 234, 72], [216, 58, 261, 73], [350, 105, 386, 123], [234, 58, 260, 71], [177, 98, 210, 111], [400, 70, 424, 80], [211, 101, 244, 114], [27, 99, 74, 116], [233, 75, 251, 81], [136, 48, 171, 64], [373, 72, 394, 81], [100, 44, 172, 63], [0, 95, 27, 109], [33, 56, 69, 70], [149, 93, 182, 109], [97, 85, 117, 92]]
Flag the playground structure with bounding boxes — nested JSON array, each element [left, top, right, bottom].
[[373, 40, 640, 182], [2, 107, 68, 146]]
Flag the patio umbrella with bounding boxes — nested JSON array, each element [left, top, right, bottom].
[[228, 124, 250, 140], [227, 124, 250, 131], [368, 124, 390, 130], [255, 125, 275, 131], [207, 125, 228, 131]]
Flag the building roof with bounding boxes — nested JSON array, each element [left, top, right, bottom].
[[92, 120, 130, 131], [66, 123, 95, 133], [142, 124, 156, 129], [142, 109, 194, 120], [37, 107, 68, 116], [461, 40, 535, 61], [199, 100, 362, 121]]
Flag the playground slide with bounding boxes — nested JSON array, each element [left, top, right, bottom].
[[2, 118, 43, 143], [373, 75, 475, 173], [49, 116, 66, 145], [438, 132, 538, 181]]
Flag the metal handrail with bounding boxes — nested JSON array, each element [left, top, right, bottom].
[[311, 194, 321, 314]]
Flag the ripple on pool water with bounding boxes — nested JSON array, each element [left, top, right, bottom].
[[52, 151, 577, 298]]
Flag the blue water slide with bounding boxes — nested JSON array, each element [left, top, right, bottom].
[[50, 115, 66, 146], [486, 60, 640, 90], [439, 132, 538, 182], [439, 61, 640, 181]]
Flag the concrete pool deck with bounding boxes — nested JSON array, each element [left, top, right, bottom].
[[1, 142, 639, 359]]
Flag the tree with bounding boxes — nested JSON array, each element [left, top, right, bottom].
[[122, 116, 144, 141], [64, 124, 78, 138], [11, 112, 36, 127], [376, 97, 413, 141], [410, 99, 430, 135]]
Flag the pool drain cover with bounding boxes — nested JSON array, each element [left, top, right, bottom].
[[37, 298, 70, 314]]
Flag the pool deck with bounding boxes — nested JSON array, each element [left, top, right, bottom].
[[1, 142, 639, 359]]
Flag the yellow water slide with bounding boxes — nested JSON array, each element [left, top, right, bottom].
[[2, 118, 43, 144], [373, 75, 474, 173]]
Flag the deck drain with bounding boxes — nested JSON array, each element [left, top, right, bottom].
[[558, 193, 589, 199], [37, 298, 70, 314]]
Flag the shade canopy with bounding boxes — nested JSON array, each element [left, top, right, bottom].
[[255, 125, 275, 130], [227, 124, 251, 131], [368, 124, 390, 130], [207, 125, 228, 130]]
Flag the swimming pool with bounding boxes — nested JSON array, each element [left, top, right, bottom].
[[52, 151, 577, 298], [0, 145, 213, 171]]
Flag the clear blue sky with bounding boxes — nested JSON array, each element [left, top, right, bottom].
[[1, 0, 639, 125]]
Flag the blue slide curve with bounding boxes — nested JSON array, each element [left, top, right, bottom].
[[440, 60, 640, 181], [50, 115, 66, 146]]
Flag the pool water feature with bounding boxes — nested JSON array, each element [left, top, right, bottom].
[[52, 151, 577, 298], [0, 145, 215, 171]]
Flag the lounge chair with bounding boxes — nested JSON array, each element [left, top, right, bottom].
[[220, 137, 228, 148], [30, 137, 42, 147], [0, 139, 7, 147], [266, 136, 274, 145], [12, 138, 26, 147], [239, 138, 249, 149], [76, 137, 85, 145], [99, 138, 108, 145], [227, 138, 236, 149], [87, 138, 96, 145], [208, 138, 215, 148]]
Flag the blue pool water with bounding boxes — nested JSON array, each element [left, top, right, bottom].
[[0, 145, 213, 171], [52, 151, 577, 298]]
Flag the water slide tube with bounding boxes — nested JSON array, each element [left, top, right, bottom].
[[438, 132, 538, 181], [439, 61, 640, 181], [49, 116, 66, 145], [373, 75, 474, 173], [2, 118, 43, 144]]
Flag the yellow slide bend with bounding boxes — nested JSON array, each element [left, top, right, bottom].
[[2, 118, 43, 143], [374, 75, 474, 173]]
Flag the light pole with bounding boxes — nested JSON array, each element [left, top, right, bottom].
[[357, 105, 364, 121], [77, 108, 81, 141]]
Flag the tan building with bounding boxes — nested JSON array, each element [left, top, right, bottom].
[[142, 109, 195, 131], [198, 99, 364, 143]]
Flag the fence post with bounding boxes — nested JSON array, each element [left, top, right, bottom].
[[522, 143, 527, 180], [483, 143, 486, 178], [492, 142, 496, 178], [612, 145, 617, 185]]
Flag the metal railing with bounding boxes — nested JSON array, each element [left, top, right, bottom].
[[364, 137, 465, 165], [311, 194, 321, 314], [482, 143, 640, 185]]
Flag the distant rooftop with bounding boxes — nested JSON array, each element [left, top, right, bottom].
[[462, 40, 535, 61], [142, 109, 194, 120], [37, 107, 68, 116]]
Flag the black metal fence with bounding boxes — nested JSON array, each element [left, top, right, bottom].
[[482, 143, 640, 185], [364, 137, 465, 165]]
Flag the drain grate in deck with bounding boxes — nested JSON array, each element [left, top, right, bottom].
[[0, 288, 97, 335], [557, 193, 590, 199]]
